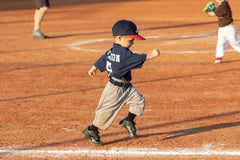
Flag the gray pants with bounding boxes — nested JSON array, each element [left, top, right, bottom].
[[93, 80, 145, 130]]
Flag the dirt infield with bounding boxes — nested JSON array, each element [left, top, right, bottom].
[[0, 0, 240, 159]]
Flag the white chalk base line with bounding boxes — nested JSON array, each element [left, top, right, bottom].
[[1, 148, 240, 157], [66, 34, 236, 54]]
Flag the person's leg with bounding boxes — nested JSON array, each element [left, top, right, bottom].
[[215, 27, 229, 63], [119, 86, 145, 138], [32, 0, 50, 38], [126, 86, 145, 117], [125, 112, 136, 122], [93, 82, 128, 130], [34, 6, 48, 31], [82, 82, 129, 145], [32, 6, 49, 38], [227, 24, 240, 52]]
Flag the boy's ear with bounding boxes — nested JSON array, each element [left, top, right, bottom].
[[114, 35, 122, 42], [117, 35, 123, 40]]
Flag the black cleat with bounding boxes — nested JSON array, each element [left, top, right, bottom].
[[119, 119, 138, 139], [82, 126, 103, 146]]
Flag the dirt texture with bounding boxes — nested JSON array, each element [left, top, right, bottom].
[[0, 0, 240, 159]]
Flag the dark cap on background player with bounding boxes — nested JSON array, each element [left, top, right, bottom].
[[112, 20, 146, 40]]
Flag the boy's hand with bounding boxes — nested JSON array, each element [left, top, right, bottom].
[[146, 48, 160, 60], [152, 48, 160, 57], [88, 66, 97, 77], [203, 2, 216, 12]]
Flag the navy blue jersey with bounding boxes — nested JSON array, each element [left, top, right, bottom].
[[94, 43, 147, 81]]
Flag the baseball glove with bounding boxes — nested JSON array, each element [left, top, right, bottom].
[[203, 2, 216, 12]]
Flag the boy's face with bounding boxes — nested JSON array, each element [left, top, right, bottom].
[[115, 36, 135, 48], [216, 0, 224, 5]]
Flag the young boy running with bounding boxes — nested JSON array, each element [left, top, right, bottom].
[[82, 20, 160, 145]]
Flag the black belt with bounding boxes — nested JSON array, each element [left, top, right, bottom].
[[109, 78, 131, 88]]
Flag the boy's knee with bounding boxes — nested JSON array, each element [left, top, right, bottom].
[[129, 96, 145, 116], [40, 6, 48, 11]]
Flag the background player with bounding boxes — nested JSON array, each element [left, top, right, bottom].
[[82, 20, 160, 145], [204, 0, 240, 63], [32, 0, 50, 38]]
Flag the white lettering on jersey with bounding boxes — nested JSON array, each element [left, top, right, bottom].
[[107, 51, 120, 62]]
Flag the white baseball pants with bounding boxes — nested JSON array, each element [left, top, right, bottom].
[[216, 23, 240, 58]]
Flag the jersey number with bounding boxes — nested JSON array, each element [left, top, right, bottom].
[[106, 61, 112, 73]]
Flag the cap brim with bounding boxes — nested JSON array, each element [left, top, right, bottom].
[[128, 35, 146, 40]]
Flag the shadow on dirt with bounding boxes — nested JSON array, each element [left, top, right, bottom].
[[0, 0, 143, 11], [47, 19, 240, 39], [104, 110, 240, 144], [134, 67, 240, 85], [0, 110, 239, 153], [160, 121, 240, 141], [142, 19, 239, 31], [1, 67, 240, 102]]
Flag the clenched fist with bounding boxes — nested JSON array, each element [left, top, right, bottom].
[[147, 48, 160, 60]]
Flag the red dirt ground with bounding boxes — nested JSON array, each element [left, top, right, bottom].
[[0, 0, 240, 159]]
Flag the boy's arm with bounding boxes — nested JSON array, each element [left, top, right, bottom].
[[146, 48, 160, 60], [88, 65, 98, 77], [207, 11, 216, 17]]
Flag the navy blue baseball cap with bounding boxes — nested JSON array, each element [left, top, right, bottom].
[[112, 20, 145, 40]]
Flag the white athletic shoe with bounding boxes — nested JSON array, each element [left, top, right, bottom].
[[32, 29, 48, 39], [215, 60, 222, 64]]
